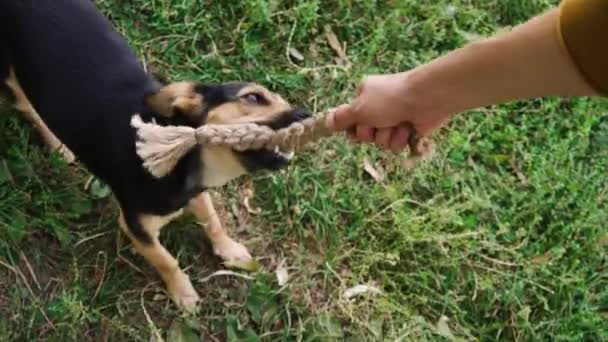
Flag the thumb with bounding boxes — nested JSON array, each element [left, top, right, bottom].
[[325, 103, 358, 131]]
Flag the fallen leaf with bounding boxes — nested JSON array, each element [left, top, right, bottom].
[[324, 149, 336, 158], [324, 25, 348, 62], [167, 319, 199, 342], [224, 259, 262, 272], [343, 284, 382, 300], [308, 313, 344, 339], [89, 178, 112, 199], [152, 293, 166, 301], [275, 259, 289, 286], [84, 175, 95, 191], [226, 315, 260, 341], [288, 47, 305, 61], [436, 316, 455, 340], [362, 157, 384, 182], [242, 185, 262, 215], [517, 305, 531, 323], [530, 251, 552, 265]]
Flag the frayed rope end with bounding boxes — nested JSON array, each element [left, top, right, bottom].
[[130, 115, 198, 178]]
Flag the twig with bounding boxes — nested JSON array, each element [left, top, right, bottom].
[[198, 270, 254, 283], [465, 260, 479, 301], [74, 231, 110, 247], [116, 229, 145, 275], [478, 254, 521, 268], [285, 19, 300, 70], [141, 284, 163, 342], [410, 231, 483, 243], [473, 262, 554, 294], [0, 258, 56, 330], [93, 251, 108, 300], [0, 258, 17, 274], [19, 252, 41, 290]]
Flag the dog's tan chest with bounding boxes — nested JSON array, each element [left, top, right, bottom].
[[200, 147, 247, 187]]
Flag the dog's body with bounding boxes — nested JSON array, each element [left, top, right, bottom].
[[1, 0, 309, 310]]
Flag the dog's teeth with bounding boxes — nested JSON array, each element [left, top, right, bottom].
[[274, 146, 280, 154]]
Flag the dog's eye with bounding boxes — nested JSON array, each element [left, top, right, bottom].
[[242, 93, 267, 105]]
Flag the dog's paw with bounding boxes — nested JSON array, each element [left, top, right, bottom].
[[213, 238, 252, 262], [166, 271, 200, 312]]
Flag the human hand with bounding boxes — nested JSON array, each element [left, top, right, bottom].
[[325, 72, 449, 152]]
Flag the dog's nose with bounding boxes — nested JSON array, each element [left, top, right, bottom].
[[291, 107, 312, 120]]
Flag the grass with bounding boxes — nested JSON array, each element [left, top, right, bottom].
[[1, 0, 607, 340]]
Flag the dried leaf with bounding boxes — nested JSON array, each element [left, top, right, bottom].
[[343, 284, 382, 300], [363, 157, 384, 182], [436, 316, 455, 340], [242, 185, 262, 215], [530, 251, 552, 265], [288, 47, 305, 61], [152, 293, 166, 301], [275, 259, 289, 286], [324, 25, 347, 61], [89, 179, 112, 199], [324, 149, 337, 158], [224, 259, 262, 272]]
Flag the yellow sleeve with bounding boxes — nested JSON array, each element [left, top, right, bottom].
[[558, 0, 608, 95]]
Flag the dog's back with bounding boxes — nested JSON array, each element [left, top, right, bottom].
[[1, 0, 160, 167], [0, 0, 206, 215]]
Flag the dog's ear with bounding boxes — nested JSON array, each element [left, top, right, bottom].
[[145, 82, 206, 123]]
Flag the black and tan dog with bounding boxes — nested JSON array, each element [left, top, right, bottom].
[[0, 0, 310, 310]]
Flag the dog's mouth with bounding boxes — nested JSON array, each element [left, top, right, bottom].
[[236, 107, 311, 172]]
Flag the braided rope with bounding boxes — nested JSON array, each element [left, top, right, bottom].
[[190, 115, 332, 151], [131, 112, 433, 178]]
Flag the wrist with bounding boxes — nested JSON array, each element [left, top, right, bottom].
[[401, 63, 462, 123]]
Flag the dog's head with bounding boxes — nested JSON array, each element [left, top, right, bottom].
[[145, 81, 311, 187]]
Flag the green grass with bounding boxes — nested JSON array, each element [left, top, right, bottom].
[[1, 0, 607, 340]]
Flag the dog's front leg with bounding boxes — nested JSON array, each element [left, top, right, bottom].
[[118, 209, 199, 312], [188, 192, 252, 262]]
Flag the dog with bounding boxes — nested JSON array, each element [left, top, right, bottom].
[[0, 0, 311, 310]]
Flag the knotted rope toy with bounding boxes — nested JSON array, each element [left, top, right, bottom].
[[131, 111, 434, 178]]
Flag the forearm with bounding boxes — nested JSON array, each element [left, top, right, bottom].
[[407, 8, 597, 118]]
